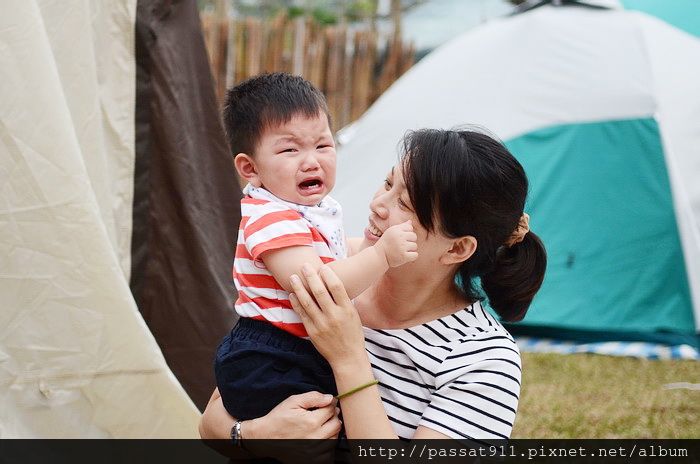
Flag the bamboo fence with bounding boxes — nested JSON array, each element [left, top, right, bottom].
[[201, 11, 416, 130]]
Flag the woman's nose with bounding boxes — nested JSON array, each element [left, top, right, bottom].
[[369, 189, 389, 218]]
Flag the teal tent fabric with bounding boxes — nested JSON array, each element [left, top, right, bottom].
[[501, 118, 697, 348], [621, 0, 700, 38]]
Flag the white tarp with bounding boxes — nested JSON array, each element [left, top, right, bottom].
[[0, 0, 200, 437]]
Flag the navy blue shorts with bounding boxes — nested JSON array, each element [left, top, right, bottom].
[[214, 317, 337, 420]]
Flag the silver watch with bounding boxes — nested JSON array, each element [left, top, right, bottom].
[[230, 420, 243, 447]]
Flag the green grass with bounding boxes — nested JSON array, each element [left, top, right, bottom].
[[511, 352, 699, 438]]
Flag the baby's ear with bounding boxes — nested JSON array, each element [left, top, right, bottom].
[[234, 153, 262, 187]]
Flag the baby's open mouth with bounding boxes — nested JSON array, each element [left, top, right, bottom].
[[299, 179, 322, 190]]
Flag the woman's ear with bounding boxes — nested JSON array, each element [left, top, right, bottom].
[[441, 236, 477, 265], [234, 153, 262, 187]]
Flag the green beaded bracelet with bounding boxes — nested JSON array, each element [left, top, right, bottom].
[[335, 379, 379, 399]]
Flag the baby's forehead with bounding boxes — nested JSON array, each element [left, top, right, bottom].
[[260, 112, 330, 138], [261, 108, 328, 128]]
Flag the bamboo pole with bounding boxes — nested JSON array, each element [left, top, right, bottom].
[[306, 18, 326, 90], [351, 29, 376, 122], [292, 16, 306, 76], [233, 18, 246, 83], [266, 14, 284, 73], [245, 17, 262, 77], [225, 15, 236, 91]]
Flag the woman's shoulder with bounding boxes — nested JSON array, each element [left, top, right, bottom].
[[443, 301, 518, 341], [419, 304, 523, 441], [421, 300, 518, 342], [363, 301, 519, 359], [439, 301, 521, 359]]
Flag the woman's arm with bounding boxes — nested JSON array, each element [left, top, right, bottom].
[[290, 265, 512, 443], [289, 264, 400, 439], [199, 387, 342, 463]]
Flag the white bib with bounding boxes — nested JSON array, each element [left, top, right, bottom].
[[243, 184, 347, 259]]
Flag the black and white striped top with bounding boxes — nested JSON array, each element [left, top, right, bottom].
[[363, 301, 521, 441]]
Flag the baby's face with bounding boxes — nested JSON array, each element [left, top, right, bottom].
[[252, 111, 336, 206]]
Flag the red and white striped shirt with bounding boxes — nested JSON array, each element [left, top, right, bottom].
[[233, 196, 342, 338]]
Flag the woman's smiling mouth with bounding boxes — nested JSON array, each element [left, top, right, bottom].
[[367, 222, 383, 237]]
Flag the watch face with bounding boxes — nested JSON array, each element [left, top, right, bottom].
[[231, 421, 242, 446]]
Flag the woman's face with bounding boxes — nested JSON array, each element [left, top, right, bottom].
[[363, 164, 455, 266], [363, 164, 414, 244]]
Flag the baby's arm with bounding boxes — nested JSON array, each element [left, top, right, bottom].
[[346, 237, 364, 256], [327, 220, 417, 297], [262, 220, 417, 299]]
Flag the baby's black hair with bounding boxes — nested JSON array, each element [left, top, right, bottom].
[[222, 72, 330, 156]]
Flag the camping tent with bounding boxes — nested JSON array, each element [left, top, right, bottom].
[[334, 2, 700, 350], [620, 0, 700, 38], [1, 0, 240, 437]]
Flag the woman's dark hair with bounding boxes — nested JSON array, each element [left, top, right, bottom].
[[222, 72, 330, 156], [401, 128, 546, 322]]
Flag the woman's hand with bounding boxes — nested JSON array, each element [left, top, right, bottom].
[[247, 390, 341, 440], [199, 388, 342, 463], [289, 264, 367, 367], [199, 387, 340, 440], [290, 265, 400, 440]]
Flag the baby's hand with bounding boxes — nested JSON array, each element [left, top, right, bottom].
[[377, 220, 418, 267]]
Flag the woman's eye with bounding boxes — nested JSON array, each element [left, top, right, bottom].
[[399, 196, 413, 211], [383, 179, 392, 190]]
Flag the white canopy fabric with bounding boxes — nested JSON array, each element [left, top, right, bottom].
[[335, 5, 700, 334], [1, 0, 200, 437]]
